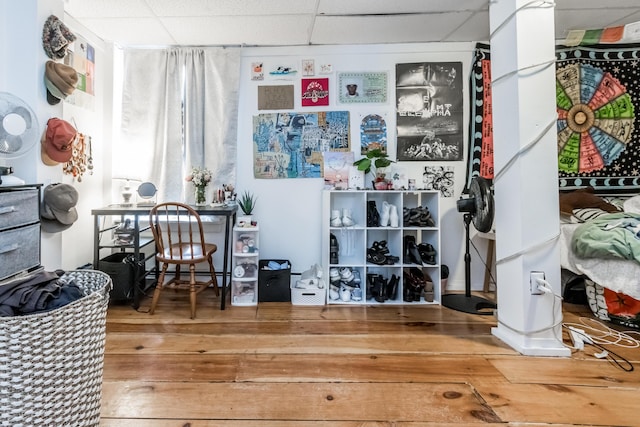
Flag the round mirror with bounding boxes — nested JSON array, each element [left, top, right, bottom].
[[137, 182, 157, 199]]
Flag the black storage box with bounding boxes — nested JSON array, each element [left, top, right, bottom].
[[98, 252, 145, 303], [258, 259, 291, 302]]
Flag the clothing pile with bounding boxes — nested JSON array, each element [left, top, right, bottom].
[[0, 270, 84, 317]]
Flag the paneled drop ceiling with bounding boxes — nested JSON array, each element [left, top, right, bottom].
[[64, 0, 640, 47]]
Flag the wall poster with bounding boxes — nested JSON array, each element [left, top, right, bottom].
[[253, 111, 350, 179], [337, 72, 388, 104], [395, 62, 463, 161]]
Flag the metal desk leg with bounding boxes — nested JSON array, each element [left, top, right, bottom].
[[220, 212, 234, 310]]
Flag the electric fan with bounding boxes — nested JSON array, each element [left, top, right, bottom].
[[0, 92, 39, 185], [442, 176, 497, 315]]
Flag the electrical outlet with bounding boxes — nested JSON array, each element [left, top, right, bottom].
[[530, 271, 545, 295]]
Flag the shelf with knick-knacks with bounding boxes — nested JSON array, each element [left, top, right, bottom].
[[231, 225, 259, 306]]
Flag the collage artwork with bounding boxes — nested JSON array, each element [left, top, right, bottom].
[[252, 62, 463, 197], [466, 42, 639, 194]]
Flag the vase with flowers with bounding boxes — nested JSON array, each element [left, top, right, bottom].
[[186, 166, 212, 206]]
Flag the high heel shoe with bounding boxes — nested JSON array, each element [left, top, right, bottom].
[[380, 201, 390, 227], [417, 243, 437, 265], [389, 204, 399, 227], [367, 201, 380, 227]]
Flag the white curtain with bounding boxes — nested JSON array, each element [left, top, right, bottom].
[[118, 47, 240, 203]]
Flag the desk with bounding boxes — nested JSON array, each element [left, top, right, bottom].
[[92, 204, 237, 310]]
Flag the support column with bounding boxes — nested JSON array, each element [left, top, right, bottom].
[[489, 0, 570, 356]]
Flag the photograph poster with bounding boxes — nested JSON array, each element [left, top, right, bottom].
[[395, 62, 463, 161], [338, 72, 388, 104]]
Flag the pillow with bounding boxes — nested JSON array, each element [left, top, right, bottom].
[[623, 195, 640, 214], [559, 187, 621, 215], [571, 207, 610, 223]]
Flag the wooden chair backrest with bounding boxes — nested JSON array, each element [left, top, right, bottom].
[[149, 202, 208, 261]]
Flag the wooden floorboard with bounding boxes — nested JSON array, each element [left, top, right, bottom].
[[99, 290, 640, 426]]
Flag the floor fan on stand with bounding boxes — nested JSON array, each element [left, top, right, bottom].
[[442, 176, 497, 315]]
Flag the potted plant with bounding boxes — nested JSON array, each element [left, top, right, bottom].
[[353, 148, 395, 189], [237, 191, 257, 225]]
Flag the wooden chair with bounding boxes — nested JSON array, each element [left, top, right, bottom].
[[148, 202, 219, 318]]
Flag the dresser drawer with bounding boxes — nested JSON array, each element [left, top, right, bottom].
[[0, 189, 39, 230], [0, 223, 41, 281]]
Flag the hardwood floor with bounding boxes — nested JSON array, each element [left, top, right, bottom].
[[100, 289, 640, 426]]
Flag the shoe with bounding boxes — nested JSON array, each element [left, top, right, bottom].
[[341, 208, 355, 227], [374, 275, 387, 303], [352, 269, 361, 284], [329, 284, 340, 300], [330, 233, 339, 264], [404, 235, 423, 265], [330, 210, 342, 227], [367, 201, 380, 227], [351, 286, 363, 301], [339, 286, 352, 302], [386, 274, 399, 300], [380, 201, 390, 227], [329, 268, 341, 283], [418, 243, 437, 265], [339, 267, 354, 283], [389, 204, 399, 227]]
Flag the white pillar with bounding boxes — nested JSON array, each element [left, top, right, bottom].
[[489, 0, 570, 356]]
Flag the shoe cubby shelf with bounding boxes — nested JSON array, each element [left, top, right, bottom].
[[322, 190, 441, 306], [231, 225, 259, 306]]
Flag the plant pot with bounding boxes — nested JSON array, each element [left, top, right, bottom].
[[374, 181, 388, 190], [237, 214, 253, 225]]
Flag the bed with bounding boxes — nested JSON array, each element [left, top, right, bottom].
[[559, 189, 640, 329]]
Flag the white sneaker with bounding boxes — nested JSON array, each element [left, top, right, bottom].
[[341, 208, 355, 227], [330, 209, 342, 227], [380, 201, 390, 227], [389, 204, 399, 227]]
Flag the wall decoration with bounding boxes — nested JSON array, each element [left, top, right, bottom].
[[390, 165, 408, 190], [338, 72, 388, 104], [564, 20, 640, 46], [359, 113, 388, 154], [423, 165, 455, 197], [252, 62, 264, 80], [253, 111, 350, 179], [302, 59, 315, 76], [323, 151, 354, 189], [301, 78, 329, 107], [319, 64, 333, 74], [257, 85, 294, 110], [64, 33, 95, 110], [466, 43, 639, 194], [269, 66, 297, 79], [395, 62, 463, 161]]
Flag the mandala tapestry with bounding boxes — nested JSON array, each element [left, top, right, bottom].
[[466, 42, 639, 194]]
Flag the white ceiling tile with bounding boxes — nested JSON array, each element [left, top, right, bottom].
[[148, 0, 318, 17], [78, 18, 176, 46], [161, 16, 314, 46], [311, 13, 474, 45], [317, 0, 488, 15], [555, 0, 640, 10], [64, 0, 155, 18], [442, 11, 490, 42]]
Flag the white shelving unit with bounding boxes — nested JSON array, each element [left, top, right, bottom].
[[231, 225, 259, 306], [322, 190, 441, 305]]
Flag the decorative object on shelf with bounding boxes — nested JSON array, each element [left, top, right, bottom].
[[186, 166, 212, 206], [237, 190, 256, 224], [112, 178, 140, 206], [353, 148, 395, 189]]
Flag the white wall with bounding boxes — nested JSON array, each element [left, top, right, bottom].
[[0, 0, 110, 272], [236, 43, 490, 291]]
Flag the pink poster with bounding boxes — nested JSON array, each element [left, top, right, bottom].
[[301, 78, 329, 107]]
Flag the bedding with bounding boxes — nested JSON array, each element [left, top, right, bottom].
[[559, 193, 640, 329]]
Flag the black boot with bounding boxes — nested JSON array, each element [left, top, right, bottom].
[[386, 274, 398, 300], [367, 201, 380, 227], [330, 233, 339, 264]]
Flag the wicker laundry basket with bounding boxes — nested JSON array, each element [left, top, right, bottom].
[[0, 270, 111, 427]]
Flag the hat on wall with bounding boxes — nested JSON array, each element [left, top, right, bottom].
[[41, 118, 77, 166], [40, 183, 79, 233], [42, 15, 76, 59], [44, 60, 79, 105]]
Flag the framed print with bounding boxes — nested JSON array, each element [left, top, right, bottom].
[[302, 59, 315, 76], [301, 78, 329, 107], [338, 72, 388, 104]]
